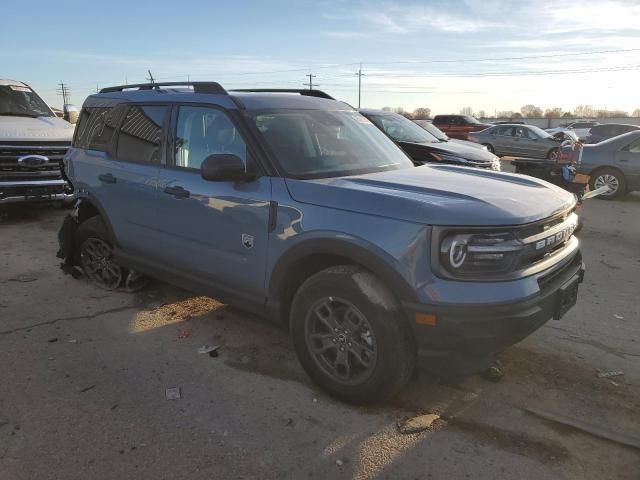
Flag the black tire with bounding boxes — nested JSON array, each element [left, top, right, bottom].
[[483, 143, 495, 154], [74, 216, 125, 290], [290, 265, 416, 404], [547, 148, 560, 160], [589, 167, 626, 200]]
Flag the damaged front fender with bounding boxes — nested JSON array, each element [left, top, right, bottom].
[[56, 202, 80, 275]]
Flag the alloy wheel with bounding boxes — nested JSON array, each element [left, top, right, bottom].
[[305, 297, 377, 385], [594, 174, 619, 196], [80, 237, 123, 290]]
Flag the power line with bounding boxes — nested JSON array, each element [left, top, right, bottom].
[[303, 73, 317, 90], [56, 81, 71, 104]]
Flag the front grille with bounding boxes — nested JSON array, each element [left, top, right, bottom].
[[0, 142, 70, 183], [537, 250, 582, 291]]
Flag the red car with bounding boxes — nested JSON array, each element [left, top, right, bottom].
[[432, 115, 492, 140]]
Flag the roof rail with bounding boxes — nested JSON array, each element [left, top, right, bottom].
[[230, 89, 335, 100], [99, 82, 227, 94]]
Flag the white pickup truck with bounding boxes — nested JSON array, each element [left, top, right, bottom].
[[0, 79, 76, 204]]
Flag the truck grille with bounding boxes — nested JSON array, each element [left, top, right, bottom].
[[0, 141, 70, 182]]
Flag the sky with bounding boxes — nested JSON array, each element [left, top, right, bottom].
[[2, 0, 640, 115]]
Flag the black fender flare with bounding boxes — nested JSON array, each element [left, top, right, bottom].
[[268, 237, 419, 306], [74, 194, 120, 247]]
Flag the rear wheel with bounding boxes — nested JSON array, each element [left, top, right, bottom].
[[75, 216, 123, 290], [590, 168, 626, 200], [290, 265, 416, 404]]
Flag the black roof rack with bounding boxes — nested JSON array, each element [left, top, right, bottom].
[[99, 82, 227, 94], [230, 89, 335, 100]]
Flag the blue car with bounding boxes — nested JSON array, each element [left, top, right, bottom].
[[58, 82, 585, 403]]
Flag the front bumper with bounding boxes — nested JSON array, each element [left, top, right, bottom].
[[403, 251, 585, 376], [0, 179, 75, 204]]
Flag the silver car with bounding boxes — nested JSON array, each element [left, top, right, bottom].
[[469, 124, 567, 160], [576, 130, 640, 199]]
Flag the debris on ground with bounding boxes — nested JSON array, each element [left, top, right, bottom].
[[177, 330, 191, 339], [284, 418, 294, 427], [335, 459, 344, 466], [597, 370, 624, 379], [47, 338, 58, 343], [79, 384, 96, 393], [165, 387, 182, 400], [67, 339, 78, 344], [6, 275, 37, 283], [524, 407, 640, 449], [614, 314, 624, 320], [481, 362, 504, 382], [197, 345, 219, 357], [397, 413, 441, 434], [312, 398, 318, 403]]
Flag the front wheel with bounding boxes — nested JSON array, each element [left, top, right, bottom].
[[483, 143, 495, 154], [547, 148, 560, 161], [590, 168, 626, 200], [290, 266, 416, 404]]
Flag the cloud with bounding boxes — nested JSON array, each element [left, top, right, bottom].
[[322, 31, 371, 39]]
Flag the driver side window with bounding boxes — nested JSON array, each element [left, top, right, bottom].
[[174, 106, 246, 169]]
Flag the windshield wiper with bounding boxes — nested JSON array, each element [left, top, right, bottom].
[[0, 111, 41, 118]]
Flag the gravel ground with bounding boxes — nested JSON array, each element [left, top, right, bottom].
[[1, 187, 639, 479]]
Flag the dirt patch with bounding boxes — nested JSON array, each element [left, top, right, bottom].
[[223, 341, 309, 384]]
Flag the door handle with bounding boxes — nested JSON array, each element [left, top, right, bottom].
[[163, 185, 190, 198], [98, 173, 116, 184]]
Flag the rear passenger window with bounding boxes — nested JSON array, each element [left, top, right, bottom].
[[174, 106, 246, 170], [74, 106, 121, 151], [496, 126, 513, 136], [116, 105, 167, 164]]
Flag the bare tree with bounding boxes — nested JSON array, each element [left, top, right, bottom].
[[633, 108, 640, 117], [520, 104, 543, 118], [544, 107, 563, 118], [382, 106, 392, 112], [574, 105, 595, 118], [476, 109, 487, 119], [412, 107, 431, 119], [460, 106, 474, 116], [496, 110, 515, 118], [392, 107, 406, 115]]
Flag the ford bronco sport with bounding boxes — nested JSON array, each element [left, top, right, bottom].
[[58, 82, 585, 404], [0, 79, 75, 205]]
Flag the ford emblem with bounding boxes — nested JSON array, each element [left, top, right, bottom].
[[18, 155, 49, 167]]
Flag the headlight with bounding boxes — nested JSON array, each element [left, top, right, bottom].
[[438, 231, 523, 276]]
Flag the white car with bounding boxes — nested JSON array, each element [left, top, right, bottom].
[[0, 79, 76, 204], [546, 121, 599, 139]]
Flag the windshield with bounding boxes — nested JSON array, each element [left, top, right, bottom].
[[463, 115, 481, 124], [252, 110, 414, 179], [368, 113, 440, 144], [415, 120, 448, 141], [528, 125, 553, 138], [0, 85, 53, 117]]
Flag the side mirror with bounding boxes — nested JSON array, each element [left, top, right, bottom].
[[63, 104, 80, 124], [200, 154, 251, 182]]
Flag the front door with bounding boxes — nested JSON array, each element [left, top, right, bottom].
[[617, 137, 640, 189], [156, 105, 271, 300]]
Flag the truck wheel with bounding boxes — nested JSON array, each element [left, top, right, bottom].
[[547, 148, 560, 160], [590, 168, 626, 200], [74, 216, 124, 290], [483, 143, 495, 154], [290, 266, 416, 404]]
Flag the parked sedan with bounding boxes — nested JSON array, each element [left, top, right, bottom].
[[584, 123, 640, 144], [469, 124, 568, 160], [361, 110, 501, 170], [413, 119, 490, 150], [576, 130, 640, 199]]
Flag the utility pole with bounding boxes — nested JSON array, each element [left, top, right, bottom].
[[146, 70, 155, 85], [56, 82, 71, 105], [355, 64, 365, 108], [303, 73, 317, 90]]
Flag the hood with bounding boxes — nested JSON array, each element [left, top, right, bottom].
[[397, 139, 498, 163], [286, 165, 575, 226], [0, 116, 74, 142]]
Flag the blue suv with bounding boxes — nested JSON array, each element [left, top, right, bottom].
[[58, 82, 585, 404]]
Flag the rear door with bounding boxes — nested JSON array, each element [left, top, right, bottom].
[[492, 126, 515, 155], [156, 104, 271, 300], [617, 137, 640, 189], [73, 104, 167, 259]]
